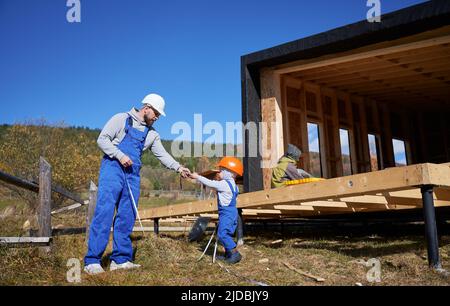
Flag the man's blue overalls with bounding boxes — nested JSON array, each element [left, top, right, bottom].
[[85, 117, 149, 265], [217, 180, 239, 253]]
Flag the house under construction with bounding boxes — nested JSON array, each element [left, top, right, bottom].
[[140, 1, 450, 268]]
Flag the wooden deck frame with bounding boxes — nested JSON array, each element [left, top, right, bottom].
[[140, 163, 450, 220]]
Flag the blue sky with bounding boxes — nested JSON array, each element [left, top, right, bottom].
[[0, 0, 426, 143]]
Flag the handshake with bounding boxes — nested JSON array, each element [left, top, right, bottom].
[[177, 167, 199, 180]]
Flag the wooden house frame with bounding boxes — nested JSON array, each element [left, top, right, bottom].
[[242, 1, 450, 192], [140, 1, 450, 269]]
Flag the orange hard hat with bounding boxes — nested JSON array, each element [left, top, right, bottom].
[[217, 156, 244, 177]]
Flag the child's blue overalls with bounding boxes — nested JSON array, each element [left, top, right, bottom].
[[217, 180, 239, 253], [85, 116, 149, 265]]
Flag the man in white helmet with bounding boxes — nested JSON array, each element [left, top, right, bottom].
[[84, 93, 191, 275]]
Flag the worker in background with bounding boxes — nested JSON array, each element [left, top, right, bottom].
[[271, 144, 314, 188], [84, 93, 191, 275], [189, 157, 243, 264]]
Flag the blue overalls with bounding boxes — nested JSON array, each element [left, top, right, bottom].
[[85, 116, 149, 265], [217, 180, 239, 253]]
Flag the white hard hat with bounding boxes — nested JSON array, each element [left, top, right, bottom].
[[141, 93, 166, 116]]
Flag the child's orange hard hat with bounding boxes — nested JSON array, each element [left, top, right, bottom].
[[217, 156, 243, 177]]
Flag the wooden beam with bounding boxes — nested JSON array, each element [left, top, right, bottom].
[[260, 68, 284, 190], [380, 104, 395, 168], [51, 203, 83, 215], [139, 163, 450, 219], [0, 237, 52, 246], [0, 169, 85, 205], [38, 157, 52, 238], [302, 60, 450, 86], [275, 35, 450, 75], [293, 52, 450, 81], [273, 205, 316, 211]]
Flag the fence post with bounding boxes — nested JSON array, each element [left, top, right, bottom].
[[86, 181, 97, 246], [38, 157, 52, 253], [38, 157, 52, 237], [154, 218, 160, 236]]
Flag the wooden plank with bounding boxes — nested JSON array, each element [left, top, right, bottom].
[[401, 111, 413, 165], [38, 157, 52, 238], [0, 170, 85, 205], [424, 163, 450, 186], [0, 237, 52, 246], [139, 163, 450, 219], [338, 193, 449, 206], [366, 100, 383, 170], [291, 44, 450, 76], [306, 60, 450, 86], [260, 68, 284, 190], [342, 93, 358, 174], [358, 99, 370, 172], [275, 35, 450, 75], [282, 76, 306, 171], [333, 73, 450, 93], [51, 203, 83, 215], [273, 205, 315, 211], [294, 52, 450, 81], [305, 82, 328, 178], [243, 209, 282, 215], [380, 104, 395, 168], [299, 81, 310, 172]]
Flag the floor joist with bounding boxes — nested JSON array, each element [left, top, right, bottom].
[[139, 163, 450, 220]]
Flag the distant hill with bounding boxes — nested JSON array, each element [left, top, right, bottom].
[[0, 123, 240, 197]]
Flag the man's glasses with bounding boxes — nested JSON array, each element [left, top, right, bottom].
[[147, 106, 160, 117]]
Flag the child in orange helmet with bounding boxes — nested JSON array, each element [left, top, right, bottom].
[[189, 156, 243, 264]]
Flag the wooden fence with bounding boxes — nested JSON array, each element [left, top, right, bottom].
[[0, 157, 97, 248]]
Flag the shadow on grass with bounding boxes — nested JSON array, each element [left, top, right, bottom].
[[291, 238, 424, 258], [243, 222, 450, 258]]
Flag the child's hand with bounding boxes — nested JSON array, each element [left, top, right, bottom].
[[189, 172, 199, 179]]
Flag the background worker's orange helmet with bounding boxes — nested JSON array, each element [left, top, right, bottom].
[[217, 156, 243, 177]]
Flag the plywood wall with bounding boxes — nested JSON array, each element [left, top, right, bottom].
[[258, 75, 449, 190]]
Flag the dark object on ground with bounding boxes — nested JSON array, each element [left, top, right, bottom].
[[188, 217, 211, 242]]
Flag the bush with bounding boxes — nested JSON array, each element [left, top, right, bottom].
[[0, 121, 102, 210]]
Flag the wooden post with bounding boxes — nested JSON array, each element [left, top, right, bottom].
[[38, 157, 52, 238], [380, 104, 395, 168], [421, 185, 441, 269], [236, 209, 244, 246], [85, 181, 97, 246], [154, 218, 160, 236]]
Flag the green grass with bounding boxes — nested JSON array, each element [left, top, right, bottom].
[[0, 199, 20, 211], [1, 229, 449, 286], [1, 198, 450, 286]]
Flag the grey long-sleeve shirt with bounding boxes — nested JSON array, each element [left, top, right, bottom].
[[196, 176, 237, 207], [97, 108, 181, 171]]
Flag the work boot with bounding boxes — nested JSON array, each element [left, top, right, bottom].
[[84, 263, 105, 275], [110, 261, 141, 271], [225, 251, 242, 264], [216, 250, 232, 261]]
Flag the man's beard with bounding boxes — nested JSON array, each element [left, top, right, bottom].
[[143, 113, 154, 126]]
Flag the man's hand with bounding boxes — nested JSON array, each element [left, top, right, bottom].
[[120, 155, 133, 168], [177, 166, 191, 178]]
